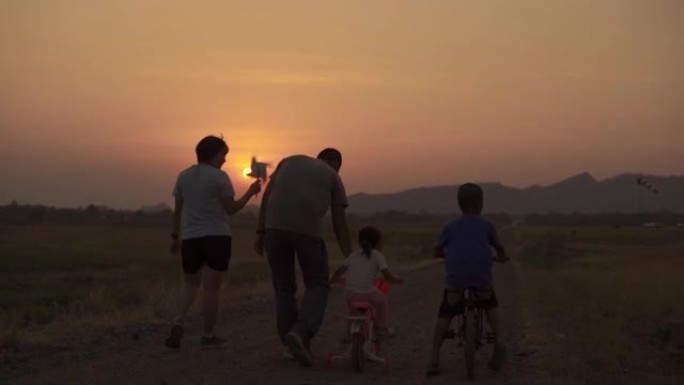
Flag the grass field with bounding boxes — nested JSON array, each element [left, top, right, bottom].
[[0, 222, 439, 354], [2, 221, 683, 384], [516, 226, 684, 384]]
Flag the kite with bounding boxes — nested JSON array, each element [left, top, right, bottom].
[[636, 177, 658, 194]]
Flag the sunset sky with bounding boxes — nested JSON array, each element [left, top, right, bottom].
[[1, 0, 682, 209]]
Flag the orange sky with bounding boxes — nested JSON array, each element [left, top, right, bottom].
[[1, 0, 682, 208]]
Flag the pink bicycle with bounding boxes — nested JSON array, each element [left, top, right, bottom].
[[326, 279, 396, 373]]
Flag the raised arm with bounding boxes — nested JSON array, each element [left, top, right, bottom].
[[222, 180, 261, 215]]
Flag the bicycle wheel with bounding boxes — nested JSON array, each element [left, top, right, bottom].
[[351, 330, 365, 372], [464, 312, 476, 379]]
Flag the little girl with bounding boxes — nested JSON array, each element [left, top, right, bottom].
[[330, 226, 403, 337]]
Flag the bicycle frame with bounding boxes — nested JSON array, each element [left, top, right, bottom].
[[348, 303, 385, 363], [326, 279, 393, 373], [326, 301, 388, 372], [444, 288, 496, 379], [456, 292, 496, 346]]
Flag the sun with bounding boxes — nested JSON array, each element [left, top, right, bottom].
[[242, 167, 252, 178]]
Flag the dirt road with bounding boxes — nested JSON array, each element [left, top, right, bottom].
[[5, 261, 535, 385]]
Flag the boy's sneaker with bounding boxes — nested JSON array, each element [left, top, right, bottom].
[[425, 363, 441, 377], [488, 343, 507, 371], [284, 331, 314, 367], [201, 335, 226, 349], [164, 324, 184, 349]]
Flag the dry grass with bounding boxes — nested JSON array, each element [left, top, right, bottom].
[[0, 223, 270, 352], [7, 220, 681, 383], [516, 226, 684, 385], [0, 222, 439, 355]]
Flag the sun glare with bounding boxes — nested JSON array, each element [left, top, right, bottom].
[[242, 167, 252, 178]]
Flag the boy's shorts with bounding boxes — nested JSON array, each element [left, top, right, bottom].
[[181, 236, 232, 274], [437, 287, 498, 319]]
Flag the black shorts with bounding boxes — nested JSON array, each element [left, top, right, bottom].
[[181, 236, 232, 274], [437, 287, 498, 319]]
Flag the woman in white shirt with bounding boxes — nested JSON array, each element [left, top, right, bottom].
[[165, 135, 261, 349]]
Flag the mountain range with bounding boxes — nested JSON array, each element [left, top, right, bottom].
[[346, 173, 684, 215]]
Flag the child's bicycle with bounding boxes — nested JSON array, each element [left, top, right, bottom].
[[444, 287, 496, 380], [326, 278, 396, 373]]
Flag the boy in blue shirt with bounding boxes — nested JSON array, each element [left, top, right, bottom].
[[426, 183, 509, 376]]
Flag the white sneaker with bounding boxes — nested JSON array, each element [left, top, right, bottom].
[[284, 332, 314, 367]]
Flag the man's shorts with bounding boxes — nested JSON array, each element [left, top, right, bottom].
[[437, 287, 498, 319], [181, 236, 232, 274]]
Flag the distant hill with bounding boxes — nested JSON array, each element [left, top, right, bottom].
[[347, 173, 684, 215]]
